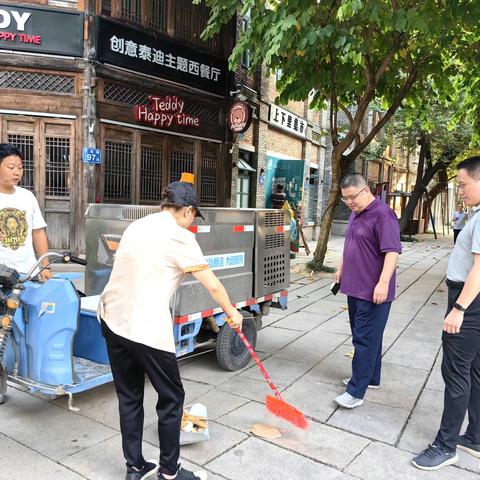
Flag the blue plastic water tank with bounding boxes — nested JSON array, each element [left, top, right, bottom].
[[22, 279, 79, 385]]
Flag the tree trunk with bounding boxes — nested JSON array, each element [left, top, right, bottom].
[[399, 162, 447, 233], [399, 133, 428, 233], [312, 147, 344, 267], [427, 168, 448, 202]]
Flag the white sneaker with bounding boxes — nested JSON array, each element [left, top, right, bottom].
[[342, 378, 381, 390], [334, 392, 364, 409]]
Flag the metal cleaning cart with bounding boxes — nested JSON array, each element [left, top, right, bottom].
[[82, 205, 290, 370]]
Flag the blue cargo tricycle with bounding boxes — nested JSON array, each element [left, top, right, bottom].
[[0, 252, 113, 411]]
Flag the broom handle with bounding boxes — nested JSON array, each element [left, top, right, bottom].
[[234, 326, 283, 400]]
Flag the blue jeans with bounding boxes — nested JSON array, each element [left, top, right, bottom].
[[346, 296, 391, 399]]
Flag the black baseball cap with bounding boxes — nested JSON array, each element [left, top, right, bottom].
[[168, 173, 204, 220]]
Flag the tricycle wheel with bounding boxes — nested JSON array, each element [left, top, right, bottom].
[[216, 316, 257, 371]]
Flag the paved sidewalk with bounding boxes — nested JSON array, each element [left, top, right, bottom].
[[2, 234, 480, 479]]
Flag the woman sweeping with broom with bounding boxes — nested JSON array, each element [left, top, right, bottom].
[[99, 173, 243, 480]]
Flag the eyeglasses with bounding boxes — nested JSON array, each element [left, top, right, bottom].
[[341, 187, 367, 203]]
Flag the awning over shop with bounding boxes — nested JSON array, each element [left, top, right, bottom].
[[237, 158, 256, 172]]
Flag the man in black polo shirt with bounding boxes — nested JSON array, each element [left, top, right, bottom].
[[413, 156, 480, 470]]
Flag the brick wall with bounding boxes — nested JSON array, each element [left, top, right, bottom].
[[242, 123, 254, 146], [310, 144, 319, 164], [266, 128, 303, 159]]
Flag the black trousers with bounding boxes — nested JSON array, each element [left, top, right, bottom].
[[101, 320, 184, 475], [434, 280, 480, 451], [453, 229, 462, 244]]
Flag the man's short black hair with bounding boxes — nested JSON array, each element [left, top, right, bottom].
[[457, 156, 480, 179], [0, 144, 23, 163]]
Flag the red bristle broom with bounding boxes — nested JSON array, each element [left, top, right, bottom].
[[226, 318, 308, 430]]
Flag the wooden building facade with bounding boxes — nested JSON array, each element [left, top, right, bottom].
[[0, 0, 236, 252]]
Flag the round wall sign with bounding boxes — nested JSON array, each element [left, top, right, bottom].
[[228, 101, 252, 133]]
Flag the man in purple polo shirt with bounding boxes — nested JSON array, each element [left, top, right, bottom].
[[334, 173, 402, 409]]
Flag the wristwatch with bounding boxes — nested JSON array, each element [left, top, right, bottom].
[[453, 302, 467, 312]]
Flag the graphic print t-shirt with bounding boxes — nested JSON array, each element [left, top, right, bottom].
[[0, 187, 47, 273]]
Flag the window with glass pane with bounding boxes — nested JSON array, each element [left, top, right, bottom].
[[140, 146, 163, 203], [8, 134, 34, 192], [104, 140, 132, 203], [169, 150, 193, 183], [148, 0, 167, 32], [236, 174, 250, 208], [45, 137, 70, 197], [121, 0, 141, 22], [200, 152, 218, 206]]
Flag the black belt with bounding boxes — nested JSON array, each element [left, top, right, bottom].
[[446, 279, 464, 289]]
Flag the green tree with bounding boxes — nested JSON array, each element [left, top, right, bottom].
[[386, 99, 475, 234], [199, 0, 480, 268]]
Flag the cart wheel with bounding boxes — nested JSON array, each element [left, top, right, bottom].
[[216, 316, 257, 371]]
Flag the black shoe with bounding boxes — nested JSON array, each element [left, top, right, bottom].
[[412, 444, 458, 470], [158, 464, 207, 480], [126, 460, 159, 480], [458, 434, 480, 458]]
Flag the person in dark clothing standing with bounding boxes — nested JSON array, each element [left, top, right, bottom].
[[271, 183, 287, 209], [413, 156, 480, 470], [334, 173, 402, 409]]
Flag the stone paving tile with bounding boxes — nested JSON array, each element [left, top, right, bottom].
[[327, 401, 411, 445], [255, 325, 304, 354], [1, 433, 84, 480], [315, 315, 352, 336], [217, 375, 286, 404], [424, 351, 443, 392], [272, 310, 332, 332], [382, 337, 440, 371], [62, 434, 158, 480], [0, 387, 117, 462], [269, 421, 371, 470], [179, 352, 257, 387], [274, 331, 349, 367], [303, 350, 353, 387], [216, 400, 286, 433], [397, 388, 473, 472], [345, 442, 479, 480], [281, 378, 344, 423], [301, 299, 348, 315], [362, 362, 429, 411], [206, 437, 357, 480], [239, 356, 312, 386], [286, 296, 320, 312], [187, 388, 250, 421], [172, 421, 248, 466]]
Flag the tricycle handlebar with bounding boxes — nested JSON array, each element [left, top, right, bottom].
[[22, 251, 87, 282]]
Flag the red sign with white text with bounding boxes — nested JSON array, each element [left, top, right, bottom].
[[134, 96, 200, 129]]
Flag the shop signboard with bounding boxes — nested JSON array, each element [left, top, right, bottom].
[[269, 104, 307, 139], [227, 101, 252, 133], [0, 4, 83, 56], [134, 95, 200, 129], [265, 156, 305, 209], [97, 17, 228, 96]]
